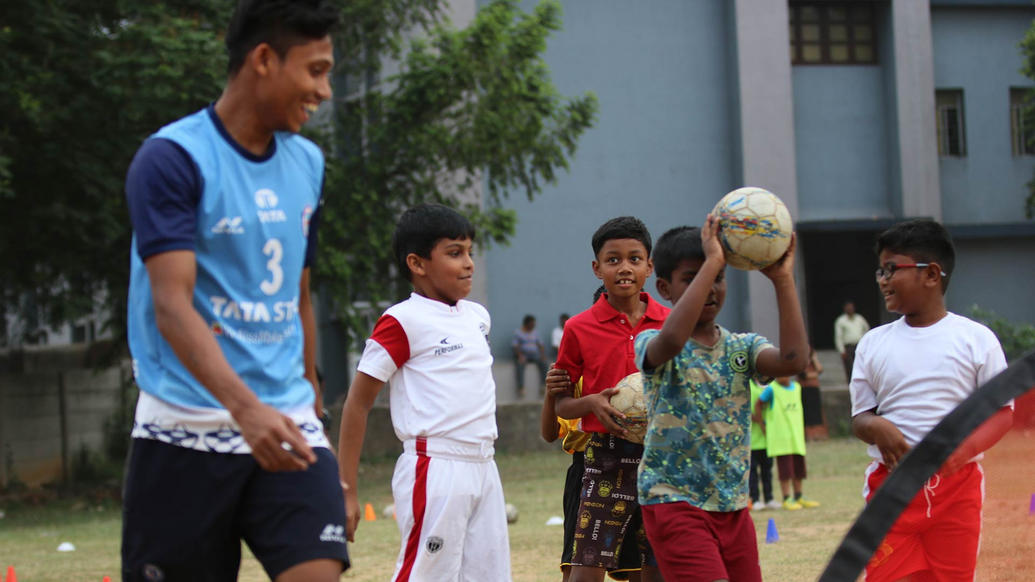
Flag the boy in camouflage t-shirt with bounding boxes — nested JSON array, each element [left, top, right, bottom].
[[634, 219, 808, 582]]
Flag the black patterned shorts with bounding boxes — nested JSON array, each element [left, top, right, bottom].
[[570, 432, 653, 570]]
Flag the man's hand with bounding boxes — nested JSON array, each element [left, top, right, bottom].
[[545, 366, 574, 399], [234, 400, 316, 472], [586, 388, 627, 437], [344, 485, 361, 542]]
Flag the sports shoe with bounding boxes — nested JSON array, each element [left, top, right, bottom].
[[782, 498, 803, 511], [750, 500, 766, 511], [766, 499, 782, 510], [797, 497, 821, 508]]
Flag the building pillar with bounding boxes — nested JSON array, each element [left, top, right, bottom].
[[733, 0, 800, 342], [892, 0, 941, 219]]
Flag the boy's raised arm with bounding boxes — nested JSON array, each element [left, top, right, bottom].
[[643, 215, 725, 370], [755, 233, 810, 378], [337, 371, 386, 542]]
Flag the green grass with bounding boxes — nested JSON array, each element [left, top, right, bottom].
[[0, 435, 1030, 581]]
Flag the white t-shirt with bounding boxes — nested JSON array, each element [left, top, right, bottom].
[[850, 312, 1007, 461], [551, 326, 564, 350], [357, 293, 498, 452]]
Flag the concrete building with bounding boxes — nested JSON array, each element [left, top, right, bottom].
[[468, 0, 1035, 400]]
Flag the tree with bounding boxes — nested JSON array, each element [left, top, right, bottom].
[[0, 1, 229, 344], [1020, 19, 1035, 218], [316, 0, 597, 342], [0, 0, 597, 349]]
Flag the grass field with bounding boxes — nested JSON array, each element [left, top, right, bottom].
[[0, 433, 1031, 581]]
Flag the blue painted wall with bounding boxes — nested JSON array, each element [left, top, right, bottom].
[[951, 236, 1035, 324], [482, 0, 744, 355], [931, 7, 1035, 224]]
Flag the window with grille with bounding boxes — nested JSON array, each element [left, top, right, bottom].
[[789, 2, 877, 65], [936, 90, 966, 157], [1010, 87, 1035, 156]]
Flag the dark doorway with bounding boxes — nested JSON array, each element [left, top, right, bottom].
[[799, 223, 893, 350]]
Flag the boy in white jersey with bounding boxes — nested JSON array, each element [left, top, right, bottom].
[[850, 219, 1012, 582], [338, 203, 511, 582], [122, 2, 346, 581]]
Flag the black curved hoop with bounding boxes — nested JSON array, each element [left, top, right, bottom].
[[818, 350, 1035, 582]]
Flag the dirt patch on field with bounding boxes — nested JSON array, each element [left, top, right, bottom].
[[977, 429, 1035, 580]]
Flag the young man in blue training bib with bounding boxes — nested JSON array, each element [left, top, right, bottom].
[[122, 1, 347, 580]]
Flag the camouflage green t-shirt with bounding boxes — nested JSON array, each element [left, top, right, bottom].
[[634, 326, 771, 512]]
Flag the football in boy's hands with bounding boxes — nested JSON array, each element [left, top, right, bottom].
[[609, 372, 648, 444], [711, 187, 793, 270]]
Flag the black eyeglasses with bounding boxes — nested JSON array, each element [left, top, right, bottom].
[[875, 263, 947, 281]]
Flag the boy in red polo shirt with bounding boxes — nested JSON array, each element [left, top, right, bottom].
[[549, 216, 670, 582]]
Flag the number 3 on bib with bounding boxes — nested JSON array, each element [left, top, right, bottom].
[[260, 238, 284, 295]]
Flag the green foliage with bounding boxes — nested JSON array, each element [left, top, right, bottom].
[[0, 1, 229, 342], [0, 0, 596, 349], [318, 0, 597, 341], [1020, 21, 1035, 218], [969, 305, 1035, 362]]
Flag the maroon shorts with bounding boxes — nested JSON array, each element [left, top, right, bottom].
[[775, 454, 806, 480], [641, 502, 761, 582]]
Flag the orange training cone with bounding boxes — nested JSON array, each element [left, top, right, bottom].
[[103, 577, 112, 582], [364, 502, 376, 521], [6, 565, 16, 582]]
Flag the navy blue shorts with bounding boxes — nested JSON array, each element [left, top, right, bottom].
[[122, 438, 349, 581]]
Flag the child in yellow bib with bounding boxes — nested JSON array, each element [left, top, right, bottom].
[[753, 376, 820, 510]]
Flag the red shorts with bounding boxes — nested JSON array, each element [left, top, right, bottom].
[[641, 502, 761, 582], [775, 454, 806, 481], [863, 461, 984, 582]]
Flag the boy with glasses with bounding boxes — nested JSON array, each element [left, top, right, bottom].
[[850, 219, 1012, 582]]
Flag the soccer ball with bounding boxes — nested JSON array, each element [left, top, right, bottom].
[[711, 187, 793, 270], [505, 503, 519, 524], [609, 372, 648, 444]]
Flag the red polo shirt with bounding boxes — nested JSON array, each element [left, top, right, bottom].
[[556, 292, 670, 433]]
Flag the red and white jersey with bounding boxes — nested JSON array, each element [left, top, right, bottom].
[[357, 293, 498, 450]]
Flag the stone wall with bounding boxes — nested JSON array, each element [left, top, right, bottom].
[[0, 345, 131, 488]]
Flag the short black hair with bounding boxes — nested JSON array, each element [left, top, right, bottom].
[[522, 314, 536, 327], [875, 218, 955, 291], [592, 285, 606, 304], [225, 0, 340, 75], [653, 226, 703, 282], [393, 203, 476, 281], [591, 216, 652, 258]]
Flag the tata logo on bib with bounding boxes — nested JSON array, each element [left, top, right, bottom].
[[254, 188, 286, 223], [255, 189, 278, 208]]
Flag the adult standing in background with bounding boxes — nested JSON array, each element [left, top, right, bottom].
[[834, 300, 869, 382]]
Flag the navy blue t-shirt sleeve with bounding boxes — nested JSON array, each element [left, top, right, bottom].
[[304, 180, 323, 268], [125, 138, 201, 260]]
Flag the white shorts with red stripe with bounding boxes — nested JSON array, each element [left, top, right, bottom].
[[390, 437, 511, 582]]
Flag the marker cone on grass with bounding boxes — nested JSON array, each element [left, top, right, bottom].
[[364, 503, 376, 521], [103, 577, 112, 582], [6, 565, 16, 582], [765, 518, 779, 544]]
